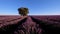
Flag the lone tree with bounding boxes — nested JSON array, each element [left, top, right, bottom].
[[18, 7, 29, 16]]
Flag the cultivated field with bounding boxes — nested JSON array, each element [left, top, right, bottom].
[[0, 15, 60, 34]]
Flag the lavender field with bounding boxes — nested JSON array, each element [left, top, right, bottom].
[[0, 15, 60, 34]]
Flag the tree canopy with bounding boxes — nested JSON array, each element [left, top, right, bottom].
[[18, 7, 29, 16]]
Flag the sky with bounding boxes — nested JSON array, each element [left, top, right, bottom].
[[0, 0, 60, 15]]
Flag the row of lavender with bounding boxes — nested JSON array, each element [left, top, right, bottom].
[[13, 17, 42, 34], [32, 16, 60, 27], [0, 16, 22, 27]]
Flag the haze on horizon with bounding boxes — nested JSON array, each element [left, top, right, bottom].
[[0, 0, 60, 15]]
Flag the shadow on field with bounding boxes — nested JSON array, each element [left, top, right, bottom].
[[31, 17, 60, 34], [0, 18, 27, 34]]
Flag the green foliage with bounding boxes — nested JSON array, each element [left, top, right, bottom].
[[18, 7, 29, 16]]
